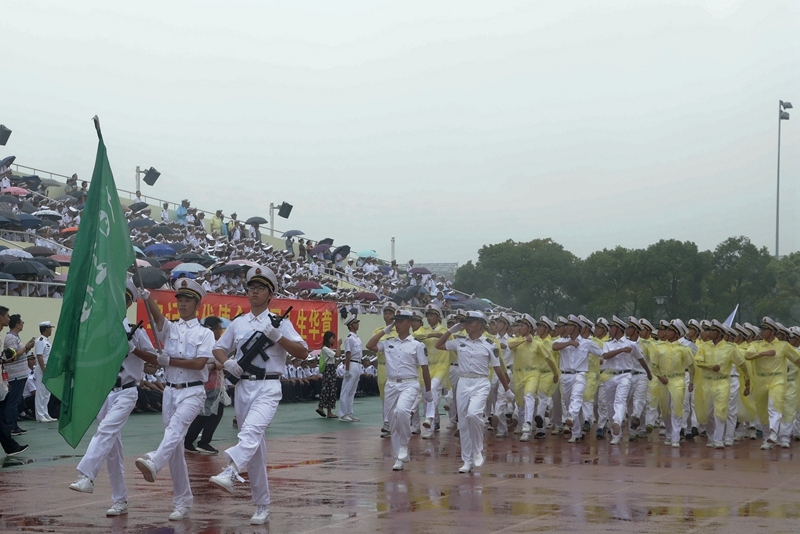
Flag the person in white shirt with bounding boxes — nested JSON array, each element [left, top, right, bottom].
[[366, 309, 432, 471], [339, 316, 363, 421], [33, 322, 56, 423], [209, 265, 308, 526], [0, 175, 11, 190], [134, 190, 144, 203], [436, 311, 513, 473], [135, 278, 215, 521], [161, 202, 170, 224]]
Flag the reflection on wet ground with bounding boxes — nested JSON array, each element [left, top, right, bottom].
[[2, 417, 800, 533]]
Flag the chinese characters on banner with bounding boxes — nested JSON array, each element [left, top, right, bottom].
[[137, 290, 337, 350]]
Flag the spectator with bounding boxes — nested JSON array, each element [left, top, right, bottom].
[[210, 210, 224, 236], [64, 174, 79, 194], [285, 236, 294, 257], [1, 173, 10, 190], [3, 314, 36, 436], [298, 239, 306, 261], [161, 202, 170, 223], [194, 211, 205, 229], [249, 223, 261, 242], [135, 190, 144, 203], [176, 199, 189, 226], [226, 212, 238, 240]]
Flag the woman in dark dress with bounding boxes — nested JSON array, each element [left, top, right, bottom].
[[316, 331, 340, 418]]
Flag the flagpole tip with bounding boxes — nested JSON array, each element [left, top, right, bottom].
[[92, 115, 101, 133]]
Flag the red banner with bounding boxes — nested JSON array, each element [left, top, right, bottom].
[[136, 290, 338, 350]]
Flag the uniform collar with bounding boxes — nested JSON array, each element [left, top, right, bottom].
[[248, 308, 272, 322], [177, 317, 199, 327]]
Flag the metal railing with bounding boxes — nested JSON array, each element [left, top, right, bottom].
[[0, 280, 64, 297], [10, 164, 73, 183]]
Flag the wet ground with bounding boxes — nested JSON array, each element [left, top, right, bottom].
[[1, 396, 798, 533]]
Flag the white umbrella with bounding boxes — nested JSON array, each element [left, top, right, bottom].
[[172, 262, 206, 274], [3, 249, 33, 258], [32, 210, 63, 220]]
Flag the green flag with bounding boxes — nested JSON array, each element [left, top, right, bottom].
[[43, 120, 135, 448]]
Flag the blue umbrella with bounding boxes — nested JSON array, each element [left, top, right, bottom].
[[17, 214, 42, 229], [358, 249, 377, 258], [444, 294, 459, 301], [144, 243, 175, 256], [132, 246, 144, 255], [168, 242, 187, 253], [281, 230, 304, 238], [311, 285, 333, 295]]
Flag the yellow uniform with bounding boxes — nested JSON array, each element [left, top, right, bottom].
[[744, 339, 800, 436], [584, 336, 607, 402], [509, 336, 556, 403], [538, 335, 559, 397], [693, 340, 747, 423], [415, 324, 449, 382], [652, 341, 695, 445]]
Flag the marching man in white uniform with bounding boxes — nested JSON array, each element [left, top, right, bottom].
[[33, 321, 56, 422], [366, 309, 432, 471], [436, 311, 513, 473], [209, 265, 308, 525], [339, 315, 363, 422], [135, 278, 215, 521], [69, 279, 156, 517]]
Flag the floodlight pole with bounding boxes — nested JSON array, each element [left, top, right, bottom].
[[777, 100, 792, 258]]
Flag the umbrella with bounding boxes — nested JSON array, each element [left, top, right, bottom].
[[281, 230, 304, 238], [392, 285, 427, 303], [1, 261, 42, 276], [378, 265, 392, 275], [0, 156, 15, 168], [354, 291, 379, 301], [132, 246, 144, 255], [226, 259, 260, 268], [19, 201, 36, 214], [135, 258, 151, 268], [172, 262, 206, 274], [0, 217, 9, 226], [128, 201, 149, 213], [128, 218, 156, 229], [1, 187, 29, 196], [168, 242, 188, 253], [311, 285, 333, 295], [296, 281, 322, 290], [444, 294, 460, 301], [26, 246, 54, 257], [53, 273, 68, 283], [245, 216, 267, 225], [358, 249, 378, 258], [178, 252, 214, 266], [14, 175, 41, 190], [139, 257, 161, 268], [409, 267, 432, 275], [32, 210, 62, 220], [0, 210, 20, 223], [55, 195, 76, 204], [2, 249, 33, 259], [49, 254, 72, 265], [136, 266, 169, 289], [60, 227, 79, 235], [17, 214, 41, 229], [331, 245, 351, 259], [0, 195, 19, 205], [319, 238, 334, 246], [160, 260, 183, 271], [30, 257, 60, 271], [40, 177, 62, 188], [170, 272, 197, 280], [0, 272, 15, 280], [310, 243, 331, 255], [144, 244, 175, 256], [148, 225, 174, 237], [211, 263, 247, 275]]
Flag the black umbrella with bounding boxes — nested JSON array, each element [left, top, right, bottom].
[[310, 243, 331, 255], [319, 238, 334, 246], [392, 285, 428, 304], [0, 209, 20, 223], [128, 218, 156, 229], [281, 230, 304, 238], [1, 261, 42, 276], [211, 263, 247, 275], [0, 156, 15, 168], [0, 195, 19, 205], [25, 246, 55, 257], [30, 257, 60, 271], [129, 201, 149, 213], [409, 267, 432, 275], [331, 245, 351, 259], [168, 242, 187, 253], [0, 216, 11, 226], [139, 257, 161, 268], [245, 216, 267, 225], [20, 201, 36, 214], [0, 272, 14, 280], [15, 175, 41, 191], [17, 214, 41, 229], [40, 177, 62, 188], [178, 252, 215, 266], [148, 225, 175, 237], [55, 195, 76, 204], [135, 266, 169, 289]]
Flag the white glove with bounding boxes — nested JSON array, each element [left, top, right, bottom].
[[344, 371, 351, 379], [383, 322, 395, 335], [448, 323, 465, 334], [156, 351, 170, 367], [422, 390, 434, 403], [264, 323, 283, 343], [504, 388, 515, 403], [223, 359, 243, 378], [137, 287, 150, 300]]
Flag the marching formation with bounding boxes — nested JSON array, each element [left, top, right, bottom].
[[369, 302, 800, 473]]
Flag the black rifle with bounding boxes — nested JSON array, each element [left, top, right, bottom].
[[225, 307, 293, 385], [127, 320, 144, 341]]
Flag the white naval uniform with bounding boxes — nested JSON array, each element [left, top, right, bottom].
[[445, 335, 501, 466], [377, 335, 428, 460], [680, 337, 699, 432], [493, 333, 515, 434], [33, 334, 52, 421], [601, 337, 642, 436], [556, 336, 602, 435], [144, 318, 213, 509], [339, 332, 363, 418], [214, 309, 307, 506], [627, 339, 649, 431], [76, 319, 152, 504]]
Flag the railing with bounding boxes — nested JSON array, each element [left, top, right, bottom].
[[10, 164, 73, 183], [0, 280, 64, 297], [0, 230, 71, 254]]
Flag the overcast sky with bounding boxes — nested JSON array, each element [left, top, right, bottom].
[[3, 0, 798, 264]]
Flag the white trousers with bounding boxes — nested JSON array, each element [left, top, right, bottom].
[[725, 377, 740, 442], [338, 362, 362, 418], [447, 365, 460, 422], [597, 379, 608, 429], [628, 373, 649, 427], [77, 387, 138, 504], [226, 380, 282, 506], [664, 391, 683, 444], [385, 380, 420, 458], [486, 375, 500, 419], [457, 377, 490, 464], [146, 385, 205, 509], [560, 373, 586, 427], [424, 376, 444, 421], [33, 365, 51, 421], [604, 373, 631, 434], [494, 370, 515, 433]]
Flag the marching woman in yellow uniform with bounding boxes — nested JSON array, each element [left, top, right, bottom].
[[787, 327, 800, 444], [536, 316, 559, 438], [416, 304, 449, 439], [375, 303, 399, 438], [693, 320, 751, 449], [593, 318, 613, 439], [773, 322, 798, 448], [637, 319, 661, 436], [744, 317, 800, 449], [509, 314, 558, 442], [653, 321, 695, 448], [577, 315, 601, 435]]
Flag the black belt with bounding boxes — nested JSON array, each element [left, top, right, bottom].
[[114, 378, 136, 389], [561, 370, 579, 374], [165, 381, 203, 389], [610, 370, 631, 375], [241, 374, 281, 381], [632, 371, 646, 375], [507, 365, 513, 370], [450, 363, 458, 367]]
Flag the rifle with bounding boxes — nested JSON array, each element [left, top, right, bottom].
[[225, 307, 293, 385], [127, 320, 144, 341]]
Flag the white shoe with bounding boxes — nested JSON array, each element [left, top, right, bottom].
[[134, 458, 157, 483], [458, 462, 473, 473], [69, 475, 94, 493], [392, 459, 404, 471], [779, 440, 790, 449], [168, 507, 190, 521], [397, 446, 410, 463], [251, 505, 270, 525], [610, 435, 620, 445], [446, 420, 457, 430], [715, 443, 725, 449], [106, 501, 128, 516], [520, 432, 531, 442], [421, 428, 434, 439], [761, 441, 773, 450], [422, 417, 432, 429], [496, 431, 507, 438], [210, 465, 242, 493], [473, 453, 484, 468], [47, 416, 58, 422], [349, 414, 361, 422], [723, 439, 734, 447], [521, 422, 532, 434], [706, 441, 715, 448], [380, 422, 390, 438], [664, 439, 672, 446], [671, 441, 680, 448], [568, 436, 579, 443], [768, 431, 778, 444], [339, 415, 354, 422], [565, 417, 573, 428]]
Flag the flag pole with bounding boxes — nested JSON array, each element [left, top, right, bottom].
[[131, 258, 163, 350]]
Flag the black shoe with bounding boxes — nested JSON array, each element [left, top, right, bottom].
[[10, 428, 26, 436], [184, 443, 199, 453], [534, 415, 544, 429], [582, 421, 591, 433], [197, 443, 219, 455], [7, 444, 29, 456]]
